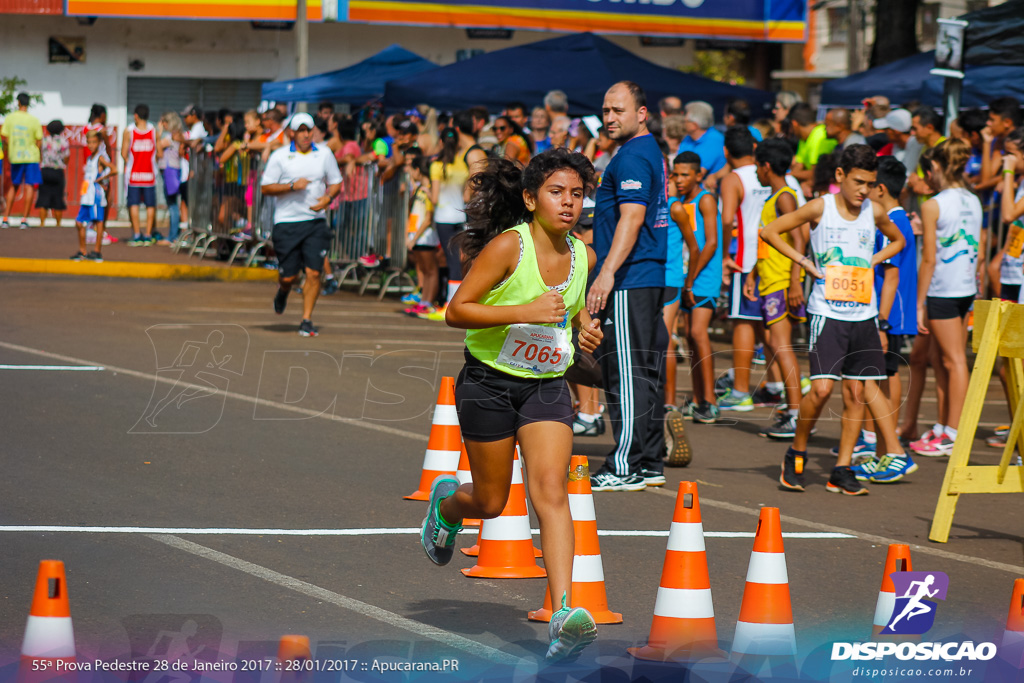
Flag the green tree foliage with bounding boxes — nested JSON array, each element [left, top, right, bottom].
[[1, 77, 43, 116], [682, 50, 748, 85]]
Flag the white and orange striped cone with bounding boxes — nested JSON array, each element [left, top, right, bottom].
[[462, 447, 546, 579], [277, 635, 311, 683], [406, 377, 461, 501], [628, 481, 722, 661], [872, 544, 912, 638], [455, 442, 481, 529], [1001, 578, 1024, 668], [19, 560, 75, 680], [731, 507, 797, 678], [461, 445, 541, 558], [529, 456, 622, 624]]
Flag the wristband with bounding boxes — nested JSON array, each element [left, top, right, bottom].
[[1004, 169, 1015, 176], [289, 181, 294, 190]]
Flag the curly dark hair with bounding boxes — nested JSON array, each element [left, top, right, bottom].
[[458, 148, 596, 266]]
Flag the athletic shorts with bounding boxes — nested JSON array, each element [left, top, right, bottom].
[[126, 185, 156, 208], [411, 244, 437, 252], [455, 351, 574, 442], [663, 286, 682, 307], [884, 333, 907, 377], [36, 168, 66, 210], [728, 271, 761, 320], [179, 180, 190, 207], [682, 294, 716, 312], [10, 162, 41, 187], [999, 284, 1021, 303], [76, 203, 104, 224], [761, 288, 807, 326], [272, 218, 331, 278], [926, 295, 974, 321], [807, 315, 885, 381]]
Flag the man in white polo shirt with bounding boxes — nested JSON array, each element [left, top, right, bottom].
[[260, 112, 342, 337]]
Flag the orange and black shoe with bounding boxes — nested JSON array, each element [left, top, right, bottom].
[[826, 465, 869, 496], [779, 447, 806, 492]]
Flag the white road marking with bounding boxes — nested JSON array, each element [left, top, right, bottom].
[[146, 534, 525, 669], [0, 525, 853, 538], [0, 364, 105, 371]]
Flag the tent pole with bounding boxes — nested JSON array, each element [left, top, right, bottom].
[[296, 0, 309, 112], [942, 76, 961, 137]]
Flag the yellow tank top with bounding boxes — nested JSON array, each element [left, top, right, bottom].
[[757, 186, 804, 295]]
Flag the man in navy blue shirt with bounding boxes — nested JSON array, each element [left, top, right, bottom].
[[587, 81, 670, 492]]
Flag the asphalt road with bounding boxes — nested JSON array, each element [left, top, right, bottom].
[[0, 273, 1021, 683]]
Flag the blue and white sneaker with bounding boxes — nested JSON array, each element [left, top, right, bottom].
[[401, 291, 421, 305], [752, 343, 766, 365], [830, 434, 876, 459], [545, 593, 597, 663], [420, 476, 462, 565], [869, 453, 919, 483], [850, 456, 881, 481]]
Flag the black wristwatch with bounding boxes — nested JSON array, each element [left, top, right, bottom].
[[878, 319, 892, 332]]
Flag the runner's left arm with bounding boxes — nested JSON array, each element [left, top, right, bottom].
[[871, 203, 905, 267]]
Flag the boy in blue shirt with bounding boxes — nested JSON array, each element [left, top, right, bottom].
[[854, 156, 919, 483]]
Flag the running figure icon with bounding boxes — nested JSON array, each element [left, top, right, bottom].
[[887, 574, 940, 630], [144, 330, 232, 427]]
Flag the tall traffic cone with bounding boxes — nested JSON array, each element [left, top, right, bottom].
[[529, 456, 622, 624], [20, 561, 75, 675], [455, 442, 481, 529], [406, 377, 461, 501], [462, 446, 546, 579], [277, 635, 311, 683], [872, 544, 913, 638], [1001, 579, 1024, 668], [732, 507, 797, 658], [462, 445, 541, 558], [629, 481, 720, 661]]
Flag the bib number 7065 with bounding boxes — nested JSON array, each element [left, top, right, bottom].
[[496, 324, 573, 375]]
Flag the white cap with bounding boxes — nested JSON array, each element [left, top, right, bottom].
[[288, 112, 315, 131], [873, 109, 912, 134]]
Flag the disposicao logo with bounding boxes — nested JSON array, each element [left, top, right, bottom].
[[831, 571, 998, 662]]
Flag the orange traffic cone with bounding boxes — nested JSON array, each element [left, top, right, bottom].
[[462, 445, 541, 558], [529, 456, 622, 624], [1001, 578, 1024, 668], [406, 377, 461, 501], [20, 561, 75, 676], [455, 442, 481, 529], [872, 545, 912, 638], [277, 635, 311, 683], [462, 446, 546, 579], [732, 507, 796, 658], [628, 481, 720, 661]]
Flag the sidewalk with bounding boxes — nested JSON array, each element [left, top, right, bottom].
[[0, 219, 277, 282]]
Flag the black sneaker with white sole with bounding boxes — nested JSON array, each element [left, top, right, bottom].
[[274, 287, 289, 314], [640, 468, 666, 487], [298, 319, 319, 337], [591, 471, 646, 492], [779, 447, 806, 492], [827, 466, 869, 496], [690, 401, 720, 424], [762, 413, 798, 439]]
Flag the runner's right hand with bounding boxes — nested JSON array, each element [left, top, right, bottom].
[[524, 290, 566, 324], [292, 177, 310, 190]]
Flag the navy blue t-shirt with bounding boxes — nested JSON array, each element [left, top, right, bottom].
[[874, 207, 918, 336], [593, 133, 668, 290]]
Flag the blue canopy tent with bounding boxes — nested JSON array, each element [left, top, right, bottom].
[[383, 33, 774, 116], [820, 50, 1024, 108], [262, 45, 435, 104]]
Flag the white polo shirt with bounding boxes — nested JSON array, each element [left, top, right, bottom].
[[261, 141, 343, 224]]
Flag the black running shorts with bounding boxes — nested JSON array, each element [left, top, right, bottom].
[[807, 315, 885, 381], [455, 351, 575, 442], [926, 295, 974, 321], [272, 218, 331, 278]]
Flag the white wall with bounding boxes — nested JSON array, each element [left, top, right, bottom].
[[2, 15, 696, 129]]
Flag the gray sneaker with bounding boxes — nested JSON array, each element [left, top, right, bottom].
[[545, 593, 597, 663], [420, 476, 462, 565]]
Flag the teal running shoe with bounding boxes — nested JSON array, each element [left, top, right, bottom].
[[545, 593, 597, 663], [420, 476, 462, 565]]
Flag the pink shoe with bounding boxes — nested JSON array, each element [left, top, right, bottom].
[[912, 432, 954, 457], [404, 303, 427, 317]]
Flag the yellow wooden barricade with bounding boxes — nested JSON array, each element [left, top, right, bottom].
[[929, 299, 1024, 543]]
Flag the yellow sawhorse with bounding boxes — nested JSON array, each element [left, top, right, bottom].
[[930, 299, 1024, 543]]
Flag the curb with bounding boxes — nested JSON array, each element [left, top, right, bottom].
[[0, 257, 278, 282]]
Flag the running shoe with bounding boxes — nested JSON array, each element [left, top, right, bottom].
[[718, 389, 754, 412], [913, 434, 954, 457], [591, 471, 646, 492], [691, 401, 720, 424], [869, 453, 918, 483], [752, 343, 766, 365], [640, 468, 666, 487], [571, 415, 601, 437], [69, 251, 86, 261], [678, 398, 697, 420], [405, 302, 433, 317], [401, 291, 422, 305], [85, 251, 104, 263], [358, 253, 381, 268], [321, 276, 339, 296], [830, 434, 876, 458], [665, 408, 692, 467], [995, 425, 1011, 438], [0, 221, 9, 229], [850, 456, 881, 481], [422, 305, 447, 322], [762, 412, 798, 440], [545, 593, 598, 663], [801, 376, 811, 395], [298, 319, 319, 337], [986, 434, 1007, 448], [714, 372, 732, 397], [273, 287, 289, 315], [420, 475, 462, 565], [827, 466, 869, 495], [751, 385, 783, 408], [908, 429, 940, 455], [779, 448, 806, 492], [127, 234, 145, 246]]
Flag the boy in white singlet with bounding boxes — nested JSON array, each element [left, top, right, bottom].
[[761, 145, 906, 496]]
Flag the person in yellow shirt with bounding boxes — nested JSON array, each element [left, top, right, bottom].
[[1, 93, 44, 229], [744, 139, 807, 440]]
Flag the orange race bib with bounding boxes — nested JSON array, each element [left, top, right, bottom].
[[80, 180, 90, 196], [1007, 222, 1024, 259], [757, 228, 770, 260], [825, 264, 872, 304], [406, 213, 421, 236]]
